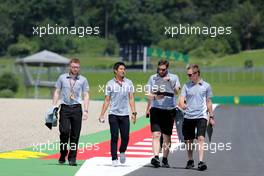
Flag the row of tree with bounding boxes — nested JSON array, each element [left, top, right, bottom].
[[0, 0, 264, 57]]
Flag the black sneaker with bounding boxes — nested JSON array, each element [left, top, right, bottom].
[[185, 160, 194, 169], [151, 157, 160, 168], [69, 160, 77, 166], [58, 155, 66, 164], [161, 158, 170, 168], [198, 161, 207, 171]]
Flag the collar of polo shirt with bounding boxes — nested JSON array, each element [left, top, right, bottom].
[[191, 79, 204, 85], [114, 77, 125, 82], [156, 72, 169, 78], [114, 77, 125, 86], [66, 73, 80, 80]]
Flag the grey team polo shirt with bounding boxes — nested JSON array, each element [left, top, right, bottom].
[[181, 79, 213, 119], [105, 77, 134, 116], [55, 73, 89, 105], [147, 73, 181, 110]]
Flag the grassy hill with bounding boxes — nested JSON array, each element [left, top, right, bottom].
[[0, 39, 263, 99], [209, 49, 264, 67], [1, 42, 264, 69]]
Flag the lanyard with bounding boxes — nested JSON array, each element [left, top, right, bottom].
[[70, 78, 77, 91]]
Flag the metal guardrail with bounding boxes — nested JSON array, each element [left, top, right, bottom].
[[93, 96, 264, 105], [212, 96, 264, 105]]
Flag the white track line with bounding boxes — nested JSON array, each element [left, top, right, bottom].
[[143, 138, 152, 142], [76, 104, 219, 176], [135, 142, 152, 146], [107, 151, 153, 156], [127, 146, 152, 151], [75, 157, 150, 176]]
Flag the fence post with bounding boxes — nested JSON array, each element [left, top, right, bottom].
[[143, 47, 147, 72]]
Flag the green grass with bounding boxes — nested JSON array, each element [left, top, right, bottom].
[[74, 56, 118, 69], [210, 49, 264, 67], [189, 49, 264, 68], [0, 38, 264, 98], [124, 49, 264, 69], [7, 70, 264, 99], [1, 42, 264, 69], [211, 83, 264, 96], [83, 72, 264, 99], [0, 159, 84, 176], [0, 117, 150, 176], [22, 71, 264, 99], [0, 57, 15, 74]]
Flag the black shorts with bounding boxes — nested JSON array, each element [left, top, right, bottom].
[[183, 118, 207, 140], [150, 107, 176, 136]]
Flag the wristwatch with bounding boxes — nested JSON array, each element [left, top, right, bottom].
[[84, 110, 88, 113], [209, 115, 214, 119], [132, 112, 137, 116]]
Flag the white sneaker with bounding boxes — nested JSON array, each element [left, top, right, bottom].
[[120, 153, 126, 164], [112, 159, 118, 167]]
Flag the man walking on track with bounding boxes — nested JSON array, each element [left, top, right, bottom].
[[146, 60, 181, 168], [179, 64, 215, 171], [52, 58, 90, 166], [99, 62, 137, 167]]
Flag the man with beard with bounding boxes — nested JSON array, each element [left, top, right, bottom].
[[146, 60, 181, 168]]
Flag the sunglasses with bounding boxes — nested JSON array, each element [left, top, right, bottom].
[[187, 72, 198, 77], [158, 68, 167, 72]]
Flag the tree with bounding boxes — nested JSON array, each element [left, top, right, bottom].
[[0, 2, 14, 55], [233, 1, 261, 50]]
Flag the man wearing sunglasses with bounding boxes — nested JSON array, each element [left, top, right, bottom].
[[179, 64, 215, 171], [146, 60, 181, 168]]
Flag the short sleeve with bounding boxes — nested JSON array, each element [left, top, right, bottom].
[[206, 84, 213, 98], [55, 75, 62, 89], [128, 80, 134, 93], [145, 76, 153, 94], [180, 84, 187, 97], [105, 81, 112, 96], [82, 78, 89, 92], [174, 75, 181, 90]]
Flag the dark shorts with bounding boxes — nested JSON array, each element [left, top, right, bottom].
[[150, 107, 176, 136], [183, 118, 207, 140]]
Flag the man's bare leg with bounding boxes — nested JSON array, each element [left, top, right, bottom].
[[152, 131, 161, 156], [151, 131, 161, 167], [185, 139, 195, 169], [161, 134, 171, 167]]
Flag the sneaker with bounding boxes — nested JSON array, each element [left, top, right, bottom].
[[185, 160, 194, 169], [112, 159, 118, 167], [198, 161, 207, 171], [120, 153, 126, 164], [179, 141, 185, 148], [161, 158, 170, 168], [151, 156, 160, 168], [58, 155, 66, 164], [68, 160, 77, 166]]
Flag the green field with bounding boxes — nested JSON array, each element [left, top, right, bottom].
[[209, 49, 264, 67], [0, 44, 264, 99], [2, 45, 264, 69], [12, 71, 264, 99]]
